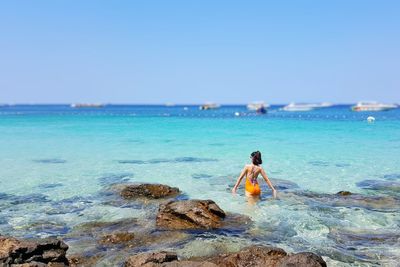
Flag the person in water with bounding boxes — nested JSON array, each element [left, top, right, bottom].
[[232, 151, 277, 198]]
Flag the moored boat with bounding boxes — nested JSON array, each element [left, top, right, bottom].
[[282, 103, 315, 111], [199, 103, 220, 110], [247, 101, 270, 111], [71, 103, 105, 108], [351, 101, 397, 112]]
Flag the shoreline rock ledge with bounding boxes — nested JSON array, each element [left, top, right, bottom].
[[0, 236, 69, 266], [124, 246, 327, 267], [156, 199, 226, 230], [120, 184, 180, 200]]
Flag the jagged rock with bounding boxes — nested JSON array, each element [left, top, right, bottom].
[[0, 236, 68, 266], [279, 252, 327, 267], [124, 251, 178, 267], [120, 184, 180, 200], [156, 200, 226, 230]]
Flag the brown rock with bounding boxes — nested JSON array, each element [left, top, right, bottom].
[[163, 261, 217, 267], [99, 232, 135, 245], [210, 245, 287, 267], [124, 246, 326, 267], [156, 200, 226, 230], [68, 254, 103, 267], [124, 251, 178, 267], [121, 184, 180, 200], [0, 236, 68, 266], [278, 252, 327, 267], [336, 191, 352, 196]]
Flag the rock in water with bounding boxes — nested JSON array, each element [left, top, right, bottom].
[[100, 232, 135, 245], [211, 246, 287, 267], [124, 246, 327, 267], [156, 200, 226, 230], [124, 251, 178, 267], [120, 184, 180, 200], [279, 252, 327, 267], [0, 236, 69, 266], [336, 191, 352, 196]]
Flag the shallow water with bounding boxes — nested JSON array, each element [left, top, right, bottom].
[[0, 104, 399, 265]]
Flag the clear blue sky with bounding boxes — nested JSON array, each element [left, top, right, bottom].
[[0, 1, 399, 104]]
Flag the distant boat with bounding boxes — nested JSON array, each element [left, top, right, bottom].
[[351, 101, 397, 112], [199, 103, 220, 110], [308, 102, 334, 108], [282, 103, 315, 112], [247, 101, 270, 111], [71, 103, 104, 108], [282, 102, 334, 111], [165, 103, 175, 107]]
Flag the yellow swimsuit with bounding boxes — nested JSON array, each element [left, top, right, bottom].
[[245, 166, 261, 195]]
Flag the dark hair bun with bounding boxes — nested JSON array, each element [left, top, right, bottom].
[[251, 151, 262, 165]]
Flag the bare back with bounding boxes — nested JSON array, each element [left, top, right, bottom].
[[245, 164, 262, 183]]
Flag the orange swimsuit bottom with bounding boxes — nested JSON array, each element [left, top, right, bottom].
[[245, 178, 261, 195]]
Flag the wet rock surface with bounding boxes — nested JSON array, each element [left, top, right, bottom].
[[100, 232, 135, 245], [124, 246, 327, 267], [209, 245, 287, 267], [279, 252, 327, 267], [0, 236, 69, 266], [124, 251, 178, 267], [120, 184, 180, 200], [156, 200, 226, 230]]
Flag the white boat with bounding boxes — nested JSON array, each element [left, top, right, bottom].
[[247, 101, 270, 111], [351, 101, 397, 112], [282, 103, 315, 112], [199, 103, 220, 110], [308, 102, 334, 108], [71, 103, 104, 108], [165, 103, 175, 107]]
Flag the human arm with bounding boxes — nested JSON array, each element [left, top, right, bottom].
[[232, 166, 247, 193], [260, 168, 277, 198]]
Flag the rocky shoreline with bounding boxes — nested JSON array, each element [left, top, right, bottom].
[[4, 179, 399, 266], [1, 183, 328, 266]]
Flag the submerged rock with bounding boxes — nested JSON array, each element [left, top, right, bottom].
[[67, 218, 191, 260], [0, 236, 69, 266], [124, 251, 178, 267], [33, 159, 66, 164], [156, 200, 226, 230], [356, 179, 400, 193], [270, 178, 299, 191], [100, 232, 135, 245], [328, 228, 400, 246], [283, 190, 400, 211], [120, 184, 180, 200]]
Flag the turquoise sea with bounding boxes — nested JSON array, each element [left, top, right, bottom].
[[0, 105, 399, 266]]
